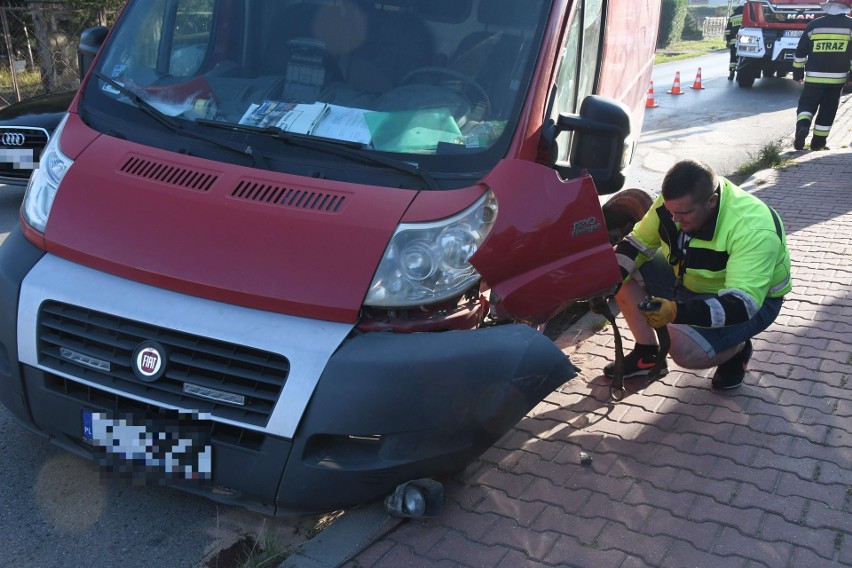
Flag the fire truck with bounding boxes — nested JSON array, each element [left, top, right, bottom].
[[735, 0, 823, 88]]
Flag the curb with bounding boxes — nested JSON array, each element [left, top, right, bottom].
[[280, 503, 399, 568]]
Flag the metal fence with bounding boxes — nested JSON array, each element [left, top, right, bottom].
[[702, 16, 727, 40], [1, 1, 118, 108]]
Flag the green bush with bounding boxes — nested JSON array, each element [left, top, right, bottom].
[[657, 0, 689, 48], [691, 6, 729, 18], [681, 10, 704, 41]]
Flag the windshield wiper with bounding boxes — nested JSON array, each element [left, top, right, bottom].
[[196, 119, 439, 190], [92, 72, 268, 169]]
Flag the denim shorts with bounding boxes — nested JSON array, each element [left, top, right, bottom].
[[637, 253, 784, 358]]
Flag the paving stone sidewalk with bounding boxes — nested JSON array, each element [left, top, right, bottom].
[[341, 96, 852, 568]]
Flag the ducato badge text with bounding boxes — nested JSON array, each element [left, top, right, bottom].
[[572, 217, 603, 237]]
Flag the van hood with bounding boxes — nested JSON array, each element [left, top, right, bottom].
[[44, 134, 417, 323]]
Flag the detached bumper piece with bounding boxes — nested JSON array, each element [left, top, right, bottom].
[[12, 324, 576, 515], [276, 325, 577, 514]]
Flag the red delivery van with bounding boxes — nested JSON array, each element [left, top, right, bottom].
[[0, 0, 660, 515]]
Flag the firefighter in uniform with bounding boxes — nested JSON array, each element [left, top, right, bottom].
[[605, 160, 792, 391], [725, 1, 745, 80], [792, 0, 852, 150]]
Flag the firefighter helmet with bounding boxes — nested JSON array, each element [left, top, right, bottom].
[[822, 0, 852, 14]]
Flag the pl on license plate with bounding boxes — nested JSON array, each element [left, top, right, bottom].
[[82, 409, 212, 481], [784, 30, 804, 37]]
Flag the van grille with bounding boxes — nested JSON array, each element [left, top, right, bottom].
[[44, 374, 266, 451], [231, 180, 347, 213], [119, 155, 219, 191], [37, 301, 289, 427]]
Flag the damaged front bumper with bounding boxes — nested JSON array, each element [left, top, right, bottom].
[[0, 226, 576, 515]]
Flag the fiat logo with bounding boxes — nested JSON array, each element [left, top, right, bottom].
[[1, 132, 26, 146], [132, 341, 168, 382]]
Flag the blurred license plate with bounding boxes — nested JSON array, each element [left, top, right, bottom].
[[784, 30, 803, 37], [82, 409, 212, 480]]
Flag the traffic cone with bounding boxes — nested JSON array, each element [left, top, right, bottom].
[[691, 67, 705, 90], [667, 71, 685, 95], [645, 81, 659, 108]]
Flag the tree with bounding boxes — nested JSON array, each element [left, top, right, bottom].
[[657, 0, 689, 49], [64, 0, 126, 12], [23, 0, 124, 93]]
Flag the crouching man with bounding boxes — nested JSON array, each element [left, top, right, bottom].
[[605, 160, 792, 390]]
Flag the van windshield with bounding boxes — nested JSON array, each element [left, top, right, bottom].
[[82, 0, 548, 180]]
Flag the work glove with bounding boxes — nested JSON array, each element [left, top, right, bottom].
[[639, 296, 677, 329], [792, 68, 804, 82]]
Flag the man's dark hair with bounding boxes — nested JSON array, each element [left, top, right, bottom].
[[661, 159, 718, 202]]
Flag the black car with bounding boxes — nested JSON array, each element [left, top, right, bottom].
[[0, 90, 75, 187]]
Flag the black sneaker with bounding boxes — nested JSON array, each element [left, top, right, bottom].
[[794, 124, 809, 150], [712, 340, 753, 390], [810, 136, 827, 151], [604, 348, 669, 379]]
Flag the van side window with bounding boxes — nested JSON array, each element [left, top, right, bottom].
[[99, 0, 213, 82], [578, 0, 604, 102], [553, 0, 605, 162], [169, 0, 215, 77], [107, 0, 168, 73], [553, 5, 583, 162]]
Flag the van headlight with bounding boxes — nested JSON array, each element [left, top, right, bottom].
[[22, 113, 72, 233], [365, 191, 498, 307]]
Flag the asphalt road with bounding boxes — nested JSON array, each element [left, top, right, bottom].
[[626, 51, 802, 191], [0, 184, 23, 245], [0, 52, 810, 567]]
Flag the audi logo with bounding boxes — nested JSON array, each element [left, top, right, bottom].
[[1, 133, 26, 146]]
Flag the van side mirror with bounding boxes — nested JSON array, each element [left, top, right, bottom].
[[78, 26, 109, 82], [547, 95, 632, 195]]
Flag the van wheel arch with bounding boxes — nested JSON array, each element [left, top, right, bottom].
[[602, 187, 654, 245]]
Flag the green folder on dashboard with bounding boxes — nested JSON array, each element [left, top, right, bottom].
[[365, 108, 462, 152]]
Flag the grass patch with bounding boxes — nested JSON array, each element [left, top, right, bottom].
[[205, 531, 296, 568], [655, 39, 727, 65], [0, 70, 78, 107], [234, 531, 288, 568], [204, 511, 344, 568], [727, 139, 793, 185]]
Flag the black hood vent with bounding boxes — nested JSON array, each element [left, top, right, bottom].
[[230, 180, 347, 213], [119, 155, 219, 192]]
